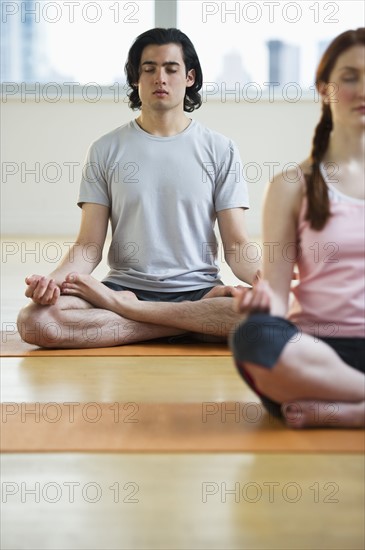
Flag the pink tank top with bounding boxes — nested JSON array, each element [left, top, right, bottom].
[[288, 165, 365, 338]]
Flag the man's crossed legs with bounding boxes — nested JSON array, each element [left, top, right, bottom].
[[17, 273, 243, 348]]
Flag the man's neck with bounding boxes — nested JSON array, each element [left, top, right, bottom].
[[136, 111, 191, 137]]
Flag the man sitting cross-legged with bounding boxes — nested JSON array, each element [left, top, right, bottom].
[[17, 28, 260, 349]]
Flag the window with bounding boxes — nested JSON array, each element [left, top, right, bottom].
[[177, 0, 365, 96], [1, 0, 364, 96], [1, 0, 154, 84]]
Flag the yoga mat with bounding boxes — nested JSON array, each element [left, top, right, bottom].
[[0, 332, 230, 357], [1, 402, 363, 453]]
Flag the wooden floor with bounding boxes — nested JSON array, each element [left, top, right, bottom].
[[1, 237, 364, 550]]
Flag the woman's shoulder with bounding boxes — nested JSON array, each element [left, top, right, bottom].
[[268, 158, 309, 195], [266, 159, 309, 217], [270, 158, 310, 186], [299, 158, 312, 177]]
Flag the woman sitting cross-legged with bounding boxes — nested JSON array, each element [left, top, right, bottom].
[[230, 28, 365, 429]]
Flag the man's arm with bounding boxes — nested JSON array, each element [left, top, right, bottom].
[[25, 203, 109, 305], [217, 207, 262, 286]]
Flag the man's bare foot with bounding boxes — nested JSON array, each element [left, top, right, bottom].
[[61, 273, 138, 311], [281, 399, 365, 429]]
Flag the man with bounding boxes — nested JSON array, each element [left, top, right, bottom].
[[18, 28, 260, 348]]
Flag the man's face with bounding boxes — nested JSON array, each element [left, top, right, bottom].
[[137, 43, 195, 113]]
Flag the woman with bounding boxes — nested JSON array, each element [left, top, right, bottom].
[[231, 28, 365, 428]]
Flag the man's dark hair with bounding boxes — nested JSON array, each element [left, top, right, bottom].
[[125, 28, 203, 112]]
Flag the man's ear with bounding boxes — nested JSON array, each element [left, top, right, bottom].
[[186, 69, 195, 88]]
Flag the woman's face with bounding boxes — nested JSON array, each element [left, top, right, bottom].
[[322, 44, 365, 129]]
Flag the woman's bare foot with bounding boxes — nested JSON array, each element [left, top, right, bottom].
[[281, 400, 365, 429], [61, 273, 138, 312]]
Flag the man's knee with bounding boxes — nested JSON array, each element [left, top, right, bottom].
[[17, 303, 63, 347]]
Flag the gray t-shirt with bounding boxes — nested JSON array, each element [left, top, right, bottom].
[[78, 119, 249, 292]]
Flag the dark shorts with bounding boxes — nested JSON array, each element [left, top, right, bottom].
[[231, 314, 365, 418], [102, 281, 215, 302]]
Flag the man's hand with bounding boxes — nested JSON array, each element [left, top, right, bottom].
[[25, 275, 61, 306], [232, 279, 272, 314]]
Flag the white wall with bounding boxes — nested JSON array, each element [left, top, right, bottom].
[[2, 95, 320, 236]]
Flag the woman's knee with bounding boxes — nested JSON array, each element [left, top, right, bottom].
[[231, 313, 299, 369]]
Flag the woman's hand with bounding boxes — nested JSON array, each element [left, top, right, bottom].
[[232, 279, 272, 314]]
